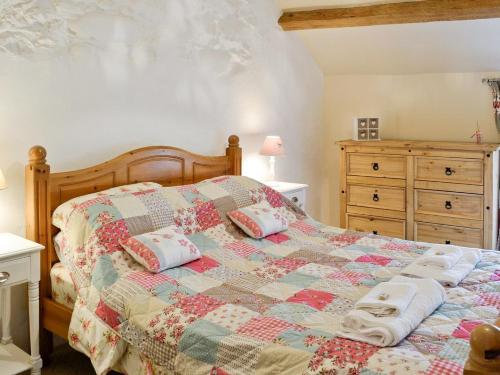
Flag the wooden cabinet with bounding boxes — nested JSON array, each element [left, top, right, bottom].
[[338, 140, 500, 249]]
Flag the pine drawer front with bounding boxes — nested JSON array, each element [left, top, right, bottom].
[[348, 185, 406, 211], [347, 215, 405, 238], [347, 154, 406, 179], [415, 190, 483, 220], [415, 157, 483, 185], [415, 222, 483, 248], [0, 257, 30, 287]]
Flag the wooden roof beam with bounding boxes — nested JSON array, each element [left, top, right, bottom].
[[279, 0, 500, 31]]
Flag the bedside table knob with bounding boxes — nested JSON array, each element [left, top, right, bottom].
[[0, 272, 10, 284], [292, 196, 299, 203]]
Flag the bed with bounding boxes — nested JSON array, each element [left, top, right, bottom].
[[25, 136, 242, 355], [25, 135, 499, 374]]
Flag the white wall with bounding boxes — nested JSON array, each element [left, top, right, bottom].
[[323, 72, 500, 226], [0, 0, 324, 349]]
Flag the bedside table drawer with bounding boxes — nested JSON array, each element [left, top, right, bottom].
[[0, 257, 30, 287], [283, 189, 306, 209]]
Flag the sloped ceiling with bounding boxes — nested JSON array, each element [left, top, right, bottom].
[[277, 0, 500, 75]]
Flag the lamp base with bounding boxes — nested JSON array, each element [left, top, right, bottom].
[[268, 156, 276, 182]]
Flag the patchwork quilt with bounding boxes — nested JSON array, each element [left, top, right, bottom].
[[50, 262, 77, 310], [56, 176, 500, 375]]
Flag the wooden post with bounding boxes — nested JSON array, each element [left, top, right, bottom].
[[226, 135, 242, 176], [483, 150, 499, 249], [339, 146, 347, 228], [464, 318, 500, 374], [279, 0, 500, 31], [25, 145, 53, 362], [406, 152, 415, 240]]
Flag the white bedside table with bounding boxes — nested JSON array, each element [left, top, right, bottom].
[[267, 181, 309, 210], [0, 233, 44, 375]]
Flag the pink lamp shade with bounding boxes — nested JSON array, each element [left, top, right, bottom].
[[0, 169, 6, 190], [260, 136, 285, 156]]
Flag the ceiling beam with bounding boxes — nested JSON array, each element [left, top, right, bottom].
[[279, 0, 500, 31]]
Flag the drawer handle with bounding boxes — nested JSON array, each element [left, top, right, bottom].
[[445, 167, 455, 176], [372, 193, 379, 202], [372, 230, 378, 235], [0, 272, 10, 285], [445, 240, 451, 245], [445, 201, 452, 210], [291, 196, 299, 203], [372, 162, 379, 171]]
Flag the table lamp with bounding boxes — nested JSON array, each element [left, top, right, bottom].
[[0, 169, 6, 190], [259, 136, 285, 182]]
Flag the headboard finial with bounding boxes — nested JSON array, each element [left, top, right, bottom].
[[465, 317, 500, 373], [226, 135, 242, 175], [29, 146, 47, 165], [228, 135, 240, 147]]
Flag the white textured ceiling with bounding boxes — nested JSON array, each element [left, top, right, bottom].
[[277, 1, 500, 74]]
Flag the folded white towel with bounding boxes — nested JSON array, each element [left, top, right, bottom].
[[403, 248, 482, 287], [339, 276, 445, 347], [355, 282, 417, 317], [416, 245, 463, 270]]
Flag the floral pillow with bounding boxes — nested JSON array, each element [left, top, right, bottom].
[[52, 182, 162, 230], [227, 202, 288, 239], [120, 226, 201, 273]]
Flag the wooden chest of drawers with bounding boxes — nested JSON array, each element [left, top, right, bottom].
[[338, 140, 500, 249]]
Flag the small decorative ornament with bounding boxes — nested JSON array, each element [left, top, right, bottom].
[[353, 117, 380, 140], [470, 123, 482, 144]]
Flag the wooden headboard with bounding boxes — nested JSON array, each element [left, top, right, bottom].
[[25, 135, 241, 303]]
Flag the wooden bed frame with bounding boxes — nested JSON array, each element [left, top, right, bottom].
[[23, 134, 500, 373], [24, 135, 242, 360]]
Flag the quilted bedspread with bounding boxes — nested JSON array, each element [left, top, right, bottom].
[[56, 176, 500, 375]]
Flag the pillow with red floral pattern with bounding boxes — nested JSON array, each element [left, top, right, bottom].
[[227, 202, 288, 239], [120, 226, 201, 273]]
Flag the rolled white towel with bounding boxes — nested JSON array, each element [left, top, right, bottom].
[[403, 248, 482, 287], [339, 276, 445, 347], [416, 245, 463, 270], [355, 282, 417, 317]]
